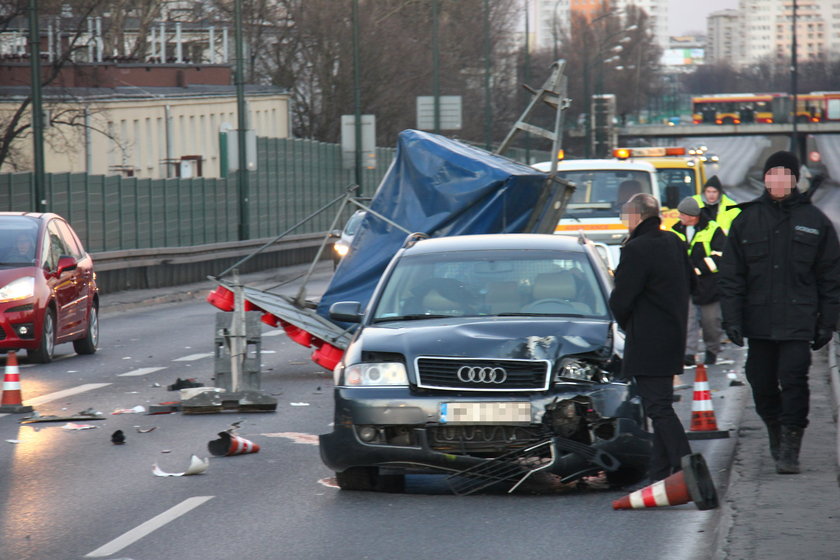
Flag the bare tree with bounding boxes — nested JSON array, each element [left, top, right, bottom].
[[0, 0, 117, 171]]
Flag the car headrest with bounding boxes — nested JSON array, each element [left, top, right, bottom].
[[532, 271, 576, 300]]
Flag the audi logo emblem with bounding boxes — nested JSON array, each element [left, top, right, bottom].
[[457, 366, 507, 384]]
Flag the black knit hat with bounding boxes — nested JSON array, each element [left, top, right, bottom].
[[763, 150, 800, 181], [703, 175, 723, 192]]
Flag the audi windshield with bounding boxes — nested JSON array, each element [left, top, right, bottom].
[[371, 249, 610, 322]]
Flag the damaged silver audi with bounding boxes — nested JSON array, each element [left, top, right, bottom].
[[319, 233, 652, 493]]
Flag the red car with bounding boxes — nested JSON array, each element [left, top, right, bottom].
[[0, 213, 99, 363]]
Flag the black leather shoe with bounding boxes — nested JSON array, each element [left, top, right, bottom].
[[704, 351, 717, 365], [684, 354, 695, 366]]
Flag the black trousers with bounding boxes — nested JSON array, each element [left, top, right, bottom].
[[745, 338, 812, 429], [634, 375, 692, 481]]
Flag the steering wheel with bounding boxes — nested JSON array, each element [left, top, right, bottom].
[[519, 298, 576, 314]]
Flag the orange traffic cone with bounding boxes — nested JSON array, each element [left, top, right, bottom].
[[612, 453, 719, 511], [0, 351, 33, 413], [686, 363, 729, 440], [208, 431, 260, 456]]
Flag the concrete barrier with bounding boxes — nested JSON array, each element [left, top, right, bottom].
[[829, 334, 840, 486]]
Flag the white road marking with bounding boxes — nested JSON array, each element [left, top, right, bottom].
[[117, 366, 166, 377], [84, 496, 214, 557], [173, 353, 212, 362], [118, 367, 167, 377], [23, 383, 111, 407]]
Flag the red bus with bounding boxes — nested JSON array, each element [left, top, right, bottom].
[[692, 92, 840, 124]]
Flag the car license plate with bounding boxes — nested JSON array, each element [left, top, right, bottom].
[[440, 402, 531, 424]]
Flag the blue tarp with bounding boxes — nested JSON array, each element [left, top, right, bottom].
[[316, 129, 549, 322]]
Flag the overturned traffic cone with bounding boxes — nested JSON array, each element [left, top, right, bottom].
[[208, 431, 260, 456], [686, 363, 729, 440], [0, 351, 33, 413], [612, 453, 719, 511]]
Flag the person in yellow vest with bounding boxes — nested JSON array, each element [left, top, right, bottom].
[[693, 175, 740, 233], [671, 197, 727, 366]]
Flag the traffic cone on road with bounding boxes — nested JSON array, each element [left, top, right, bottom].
[[208, 431, 260, 456], [687, 363, 729, 440], [0, 351, 33, 413], [612, 453, 719, 511]]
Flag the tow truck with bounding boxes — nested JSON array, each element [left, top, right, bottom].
[[532, 157, 659, 268], [612, 146, 708, 229]]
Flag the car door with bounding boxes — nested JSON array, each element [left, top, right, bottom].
[[43, 220, 83, 339], [54, 218, 93, 336]]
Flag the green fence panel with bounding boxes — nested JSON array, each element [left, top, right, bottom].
[[0, 136, 395, 251]]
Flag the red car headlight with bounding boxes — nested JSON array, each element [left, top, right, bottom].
[[0, 276, 35, 302]]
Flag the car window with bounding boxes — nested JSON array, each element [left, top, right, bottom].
[[557, 170, 653, 219], [0, 217, 40, 266], [54, 219, 84, 259], [656, 168, 696, 204], [46, 221, 72, 270], [344, 211, 365, 236], [372, 249, 608, 321]]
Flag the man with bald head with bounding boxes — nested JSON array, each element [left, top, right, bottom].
[[609, 193, 695, 482]]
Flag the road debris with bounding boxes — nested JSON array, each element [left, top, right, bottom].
[[112, 405, 146, 415], [62, 423, 97, 430], [152, 455, 209, 477], [19, 409, 105, 424], [5, 439, 20, 444], [167, 377, 204, 391], [111, 430, 126, 444], [290, 402, 310, 407], [208, 431, 260, 456], [135, 426, 157, 433]]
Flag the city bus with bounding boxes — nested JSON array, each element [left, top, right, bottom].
[[692, 91, 840, 124]]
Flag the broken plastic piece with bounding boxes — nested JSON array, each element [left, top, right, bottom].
[[135, 426, 157, 433], [62, 423, 97, 430], [112, 405, 146, 415], [290, 402, 310, 407], [152, 455, 209, 477]]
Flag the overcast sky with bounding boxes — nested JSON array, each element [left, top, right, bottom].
[[669, 0, 739, 36]]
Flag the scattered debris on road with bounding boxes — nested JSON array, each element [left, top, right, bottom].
[[152, 455, 209, 477]]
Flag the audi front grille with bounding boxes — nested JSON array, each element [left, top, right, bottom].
[[414, 357, 551, 391]]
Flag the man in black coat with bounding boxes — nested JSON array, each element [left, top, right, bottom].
[[719, 150, 840, 474], [609, 193, 695, 481]]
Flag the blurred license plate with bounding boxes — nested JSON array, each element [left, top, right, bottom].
[[440, 402, 531, 424]]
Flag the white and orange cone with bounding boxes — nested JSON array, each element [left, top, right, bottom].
[[686, 363, 729, 439], [208, 431, 261, 456], [0, 351, 33, 413], [612, 453, 719, 511]]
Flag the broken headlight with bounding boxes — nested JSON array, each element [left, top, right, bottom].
[[555, 358, 612, 383], [341, 362, 408, 387]]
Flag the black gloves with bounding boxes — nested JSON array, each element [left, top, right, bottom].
[[812, 328, 833, 351], [726, 326, 744, 347]]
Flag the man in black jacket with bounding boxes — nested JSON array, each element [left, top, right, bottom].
[[610, 193, 695, 481], [719, 150, 840, 474]]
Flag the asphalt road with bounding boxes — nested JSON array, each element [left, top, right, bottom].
[[0, 265, 747, 560]]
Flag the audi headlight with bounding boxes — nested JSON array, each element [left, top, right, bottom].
[[343, 362, 408, 386], [556, 358, 611, 383], [0, 276, 35, 302]]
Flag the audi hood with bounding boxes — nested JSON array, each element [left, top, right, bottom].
[[343, 317, 614, 370]]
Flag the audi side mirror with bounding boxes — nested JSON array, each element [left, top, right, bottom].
[[330, 301, 363, 323]]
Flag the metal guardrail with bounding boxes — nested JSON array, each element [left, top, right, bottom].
[[90, 232, 328, 294]]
